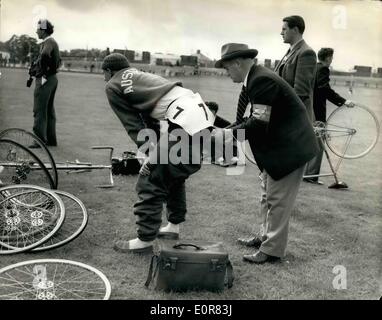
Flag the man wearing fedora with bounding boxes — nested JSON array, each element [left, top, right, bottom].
[[215, 43, 319, 263], [274, 15, 316, 123]]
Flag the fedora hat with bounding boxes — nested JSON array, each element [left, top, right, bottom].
[[215, 43, 258, 68]]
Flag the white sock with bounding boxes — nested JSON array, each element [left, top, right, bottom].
[[160, 222, 179, 233], [128, 238, 153, 249]]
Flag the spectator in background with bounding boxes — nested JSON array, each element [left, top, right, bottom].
[[274, 15, 317, 123], [304, 48, 355, 184], [28, 19, 61, 148]]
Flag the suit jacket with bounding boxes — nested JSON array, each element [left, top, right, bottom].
[[313, 62, 346, 122], [274, 40, 317, 122], [231, 65, 319, 180]]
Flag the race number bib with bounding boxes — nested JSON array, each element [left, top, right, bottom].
[[166, 93, 215, 136]]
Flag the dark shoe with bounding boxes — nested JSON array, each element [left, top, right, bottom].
[[28, 143, 42, 149], [113, 240, 153, 254], [157, 231, 179, 240], [303, 178, 323, 185], [237, 236, 262, 248], [243, 251, 280, 264]]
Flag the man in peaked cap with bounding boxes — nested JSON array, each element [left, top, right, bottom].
[[215, 43, 319, 263]]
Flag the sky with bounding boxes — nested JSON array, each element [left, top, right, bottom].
[[0, 0, 381, 71]]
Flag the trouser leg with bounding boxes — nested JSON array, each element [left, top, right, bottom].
[[166, 180, 187, 224], [134, 170, 167, 242], [133, 132, 201, 241], [33, 80, 49, 143], [258, 171, 269, 240], [33, 76, 57, 144], [259, 166, 304, 258], [46, 76, 58, 145]]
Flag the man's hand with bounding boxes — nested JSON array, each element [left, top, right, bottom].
[[344, 100, 355, 108], [139, 157, 153, 176], [26, 77, 34, 88]]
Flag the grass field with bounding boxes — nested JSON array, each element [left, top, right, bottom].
[[0, 68, 381, 300]]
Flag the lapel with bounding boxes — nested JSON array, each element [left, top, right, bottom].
[[246, 65, 259, 112], [274, 40, 306, 72], [284, 39, 305, 65], [274, 51, 288, 71]]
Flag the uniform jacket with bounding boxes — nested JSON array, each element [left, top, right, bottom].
[[231, 65, 319, 180], [274, 40, 317, 122], [30, 37, 61, 78], [313, 62, 346, 122], [105, 68, 181, 147]]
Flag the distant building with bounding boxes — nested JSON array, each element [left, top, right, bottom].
[[142, 51, 150, 64], [0, 50, 10, 60], [193, 49, 214, 68], [112, 49, 134, 61], [375, 67, 382, 78], [151, 52, 180, 66], [264, 59, 272, 69], [354, 65, 372, 77], [112, 49, 150, 64], [0, 42, 10, 65], [180, 55, 198, 67], [274, 60, 280, 69]]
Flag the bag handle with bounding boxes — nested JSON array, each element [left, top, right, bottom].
[[225, 260, 234, 289], [145, 255, 159, 288], [173, 243, 204, 250]]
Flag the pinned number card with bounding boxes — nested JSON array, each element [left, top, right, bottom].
[[166, 93, 215, 136]]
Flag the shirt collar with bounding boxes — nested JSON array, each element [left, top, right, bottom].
[[243, 69, 250, 87], [41, 35, 52, 43], [290, 38, 303, 52]]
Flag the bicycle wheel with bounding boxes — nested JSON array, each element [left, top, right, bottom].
[[0, 139, 54, 189], [325, 104, 380, 159], [32, 190, 88, 251], [0, 259, 111, 300], [0, 185, 65, 254], [0, 128, 58, 189]]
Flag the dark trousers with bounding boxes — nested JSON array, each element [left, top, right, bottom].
[[133, 132, 202, 241], [33, 75, 58, 145]]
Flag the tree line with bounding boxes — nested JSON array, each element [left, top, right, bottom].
[[0, 34, 109, 64]]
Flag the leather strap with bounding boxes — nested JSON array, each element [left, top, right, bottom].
[[173, 243, 204, 250], [144, 255, 159, 287], [225, 260, 234, 289]]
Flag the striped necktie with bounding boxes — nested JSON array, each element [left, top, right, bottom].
[[236, 85, 249, 124]]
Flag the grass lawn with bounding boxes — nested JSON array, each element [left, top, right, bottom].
[[0, 68, 381, 299]]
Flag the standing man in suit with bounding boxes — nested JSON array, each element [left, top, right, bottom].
[[274, 15, 316, 123], [214, 43, 319, 263], [304, 48, 355, 184], [28, 19, 61, 148]]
